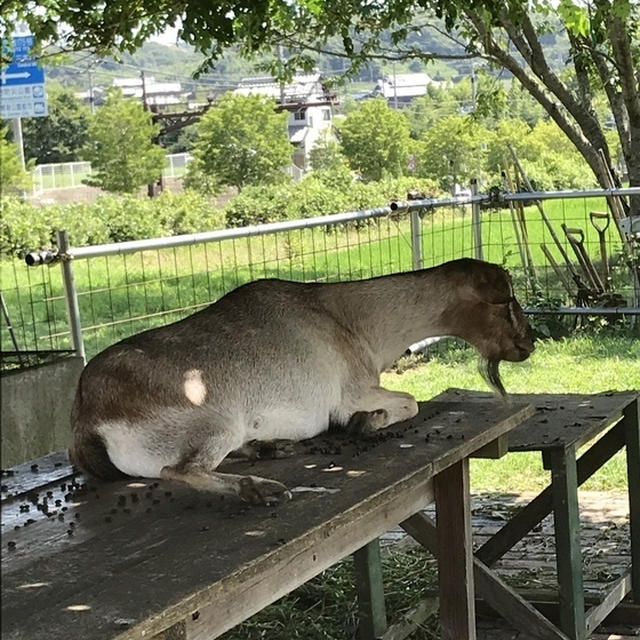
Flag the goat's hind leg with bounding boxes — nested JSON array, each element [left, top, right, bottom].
[[160, 428, 291, 506]]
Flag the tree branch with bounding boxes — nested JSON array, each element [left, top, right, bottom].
[[466, 10, 610, 188]]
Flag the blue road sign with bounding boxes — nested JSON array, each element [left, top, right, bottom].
[[0, 35, 48, 118]]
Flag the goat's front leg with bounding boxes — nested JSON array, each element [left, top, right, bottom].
[[346, 388, 418, 437]]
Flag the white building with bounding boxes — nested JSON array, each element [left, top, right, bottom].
[[112, 77, 191, 109], [234, 72, 337, 170], [370, 72, 444, 104]]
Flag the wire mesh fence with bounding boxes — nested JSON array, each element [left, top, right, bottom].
[[2, 188, 638, 365], [29, 154, 196, 196], [31, 162, 93, 195]]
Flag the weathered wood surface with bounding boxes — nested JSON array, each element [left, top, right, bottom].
[[437, 389, 638, 452], [1, 392, 533, 640]]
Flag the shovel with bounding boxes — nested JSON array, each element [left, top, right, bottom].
[[562, 224, 604, 294], [589, 211, 611, 289]]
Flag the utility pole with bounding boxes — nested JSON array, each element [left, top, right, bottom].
[[88, 66, 95, 114], [9, 118, 25, 171], [470, 63, 477, 111], [392, 62, 398, 109], [140, 70, 162, 198]]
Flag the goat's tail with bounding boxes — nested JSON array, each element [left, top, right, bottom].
[[69, 388, 127, 481]]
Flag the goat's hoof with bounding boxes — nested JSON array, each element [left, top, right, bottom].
[[251, 439, 296, 460], [348, 409, 389, 437], [239, 476, 292, 506]]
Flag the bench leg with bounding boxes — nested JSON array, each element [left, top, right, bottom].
[[354, 538, 387, 640], [623, 397, 640, 603], [435, 458, 476, 640], [547, 447, 585, 640]]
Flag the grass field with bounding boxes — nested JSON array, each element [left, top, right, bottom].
[[2, 193, 634, 358]]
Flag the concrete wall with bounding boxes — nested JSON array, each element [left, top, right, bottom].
[[1, 357, 84, 467]]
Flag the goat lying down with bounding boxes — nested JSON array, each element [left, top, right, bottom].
[[70, 258, 535, 505]]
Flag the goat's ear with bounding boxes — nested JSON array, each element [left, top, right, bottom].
[[472, 265, 513, 304]]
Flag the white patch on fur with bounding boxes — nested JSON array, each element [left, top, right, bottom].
[[183, 368, 207, 406], [97, 421, 179, 478]]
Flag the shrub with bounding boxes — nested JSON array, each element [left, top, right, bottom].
[[0, 192, 224, 258]]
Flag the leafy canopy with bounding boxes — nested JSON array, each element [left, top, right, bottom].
[[186, 93, 292, 192], [338, 98, 411, 182], [21, 85, 90, 164], [84, 88, 165, 193]]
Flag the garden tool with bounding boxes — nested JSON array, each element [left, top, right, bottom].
[[589, 211, 611, 289], [561, 224, 604, 293], [540, 243, 573, 297]]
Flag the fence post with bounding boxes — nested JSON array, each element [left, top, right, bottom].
[[70, 162, 75, 188], [410, 209, 423, 271], [56, 230, 86, 363], [471, 179, 483, 261]]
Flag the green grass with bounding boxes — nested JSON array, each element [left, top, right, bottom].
[[3, 194, 634, 358], [382, 335, 639, 492]]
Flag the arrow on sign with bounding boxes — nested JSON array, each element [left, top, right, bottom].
[[1, 71, 32, 82]]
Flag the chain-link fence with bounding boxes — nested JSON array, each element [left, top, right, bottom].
[[2, 188, 638, 365]]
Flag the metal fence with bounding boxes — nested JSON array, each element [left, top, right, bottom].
[[29, 154, 196, 196], [31, 161, 93, 195], [2, 187, 638, 365]]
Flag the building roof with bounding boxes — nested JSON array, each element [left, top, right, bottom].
[[234, 71, 334, 105], [371, 72, 443, 100]]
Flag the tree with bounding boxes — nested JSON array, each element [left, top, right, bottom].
[[308, 130, 345, 172], [0, 126, 32, 195], [3, 1, 638, 208], [84, 88, 165, 194], [415, 115, 492, 191], [21, 85, 90, 164], [186, 93, 292, 192], [339, 99, 411, 181]]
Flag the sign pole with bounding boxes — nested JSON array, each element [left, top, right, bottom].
[[9, 117, 25, 170]]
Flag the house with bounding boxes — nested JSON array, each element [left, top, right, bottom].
[[112, 77, 192, 110], [369, 72, 444, 105], [234, 72, 338, 170]]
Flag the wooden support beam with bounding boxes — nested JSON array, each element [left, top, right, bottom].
[[584, 569, 632, 635], [435, 459, 475, 640], [623, 398, 640, 603], [476, 422, 626, 566], [401, 513, 569, 640], [353, 539, 388, 640], [548, 447, 585, 640], [471, 434, 509, 459]]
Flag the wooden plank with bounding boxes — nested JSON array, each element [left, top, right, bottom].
[[353, 539, 388, 640], [436, 389, 638, 452], [585, 569, 632, 635], [548, 447, 586, 640], [476, 421, 626, 566], [184, 477, 435, 640], [435, 459, 475, 640], [401, 513, 569, 640], [623, 397, 640, 603], [2, 397, 530, 640], [471, 434, 509, 459], [1, 451, 75, 502]]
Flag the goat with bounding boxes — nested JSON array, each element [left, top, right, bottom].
[[69, 258, 535, 505]]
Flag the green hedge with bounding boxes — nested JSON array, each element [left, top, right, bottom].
[[0, 191, 225, 258], [223, 172, 441, 227], [1, 174, 441, 259]]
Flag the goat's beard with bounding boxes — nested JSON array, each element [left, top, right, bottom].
[[478, 356, 508, 401]]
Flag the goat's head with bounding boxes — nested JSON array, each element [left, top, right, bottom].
[[440, 259, 535, 397]]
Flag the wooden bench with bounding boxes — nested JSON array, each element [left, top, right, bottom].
[[1, 390, 532, 640], [436, 389, 640, 640]]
